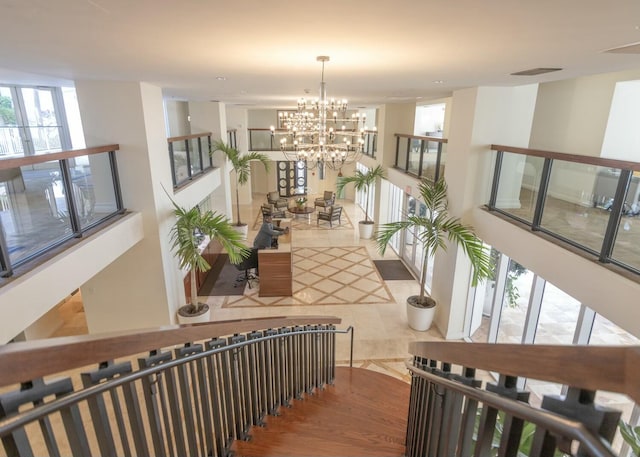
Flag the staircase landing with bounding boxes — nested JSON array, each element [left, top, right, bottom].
[[233, 366, 410, 457]]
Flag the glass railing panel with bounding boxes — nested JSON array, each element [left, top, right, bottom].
[[363, 131, 376, 156], [407, 138, 423, 176], [249, 130, 274, 151], [1, 162, 74, 265], [494, 153, 545, 223], [188, 138, 202, 175], [421, 140, 442, 181], [172, 143, 190, 186], [611, 171, 640, 271], [438, 142, 447, 180], [66, 154, 118, 230], [395, 137, 408, 171], [540, 161, 614, 254]]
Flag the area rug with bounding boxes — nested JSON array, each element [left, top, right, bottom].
[[251, 204, 354, 231], [222, 246, 392, 307], [373, 260, 415, 280], [198, 254, 247, 296]]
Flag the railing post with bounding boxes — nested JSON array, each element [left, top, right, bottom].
[[59, 158, 82, 237], [434, 141, 443, 182], [108, 150, 125, 213], [600, 168, 632, 262], [488, 150, 503, 209], [531, 158, 553, 231]]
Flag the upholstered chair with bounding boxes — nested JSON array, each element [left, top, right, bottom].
[[267, 191, 288, 210], [317, 205, 342, 227], [314, 190, 335, 209]]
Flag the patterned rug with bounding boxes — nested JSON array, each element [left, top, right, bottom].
[[222, 246, 393, 307], [251, 205, 354, 231]]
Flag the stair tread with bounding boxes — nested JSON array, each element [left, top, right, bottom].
[[232, 366, 410, 457]]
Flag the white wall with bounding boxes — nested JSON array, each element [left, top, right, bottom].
[[434, 85, 538, 340], [601, 79, 640, 161], [528, 72, 636, 156], [165, 100, 190, 137], [0, 213, 143, 343]]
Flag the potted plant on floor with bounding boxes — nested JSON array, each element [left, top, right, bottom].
[[375, 178, 492, 331], [336, 164, 385, 239], [169, 199, 249, 324], [212, 139, 270, 239]]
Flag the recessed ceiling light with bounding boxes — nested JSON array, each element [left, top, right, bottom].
[[433, 80, 444, 84], [216, 76, 227, 81]]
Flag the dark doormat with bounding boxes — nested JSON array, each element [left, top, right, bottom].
[[198, 254, 246, 296], [373, 260, 415, 280]]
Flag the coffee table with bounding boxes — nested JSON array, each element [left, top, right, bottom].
[[288, 206, 315, 222]]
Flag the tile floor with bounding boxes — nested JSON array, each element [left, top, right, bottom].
[[53, 195, 445, 384]]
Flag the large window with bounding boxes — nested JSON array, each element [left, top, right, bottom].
[[0, 85, 73, 158]]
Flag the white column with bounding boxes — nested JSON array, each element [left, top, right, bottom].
[[433, 85, 538, 339], [189, 101, 233, 219], [75, 81, 180, 333]]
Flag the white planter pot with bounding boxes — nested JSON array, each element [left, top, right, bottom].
[[177, 303, 211, 325], [359, 221, 375, 239], [406, 297, 436, 331], [232, 223, 249, 240]]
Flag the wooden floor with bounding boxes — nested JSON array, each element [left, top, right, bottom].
[[232, 367, 410, 457]]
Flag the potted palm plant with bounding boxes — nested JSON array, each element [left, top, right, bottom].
[[336, 164, 385, 239], [169, 200, 250, 324], [375, 178, 492, 331], [212, 139, 270, 239]]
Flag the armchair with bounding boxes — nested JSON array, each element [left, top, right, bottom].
[[261, 203, 285, 219], [267, 191, 288, 210], [314, 191, 335, 209], [317, 205, 343, 227]]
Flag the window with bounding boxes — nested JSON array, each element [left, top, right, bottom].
[[0, 85, 73, 158]]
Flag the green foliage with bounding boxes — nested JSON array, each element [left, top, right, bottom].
[[375, 178, 492, 305], [474, 411, 568, 457], [335, 164, 385, 223], [211, 139, 270, 225], [620, 420, 640, 456], [168, 198, 250, 313], [489, 248, 527, 308], [0, 95, 16, 125]]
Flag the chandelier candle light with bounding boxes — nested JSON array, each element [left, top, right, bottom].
[[270, 56, 376, 170]]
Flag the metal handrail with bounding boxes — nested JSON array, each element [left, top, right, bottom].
[[0, 326, 351, 436], [407, 362, 617, 457]]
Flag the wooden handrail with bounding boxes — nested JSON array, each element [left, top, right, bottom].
[[410, 341, 640, 403], [491, 144, 640, 172], [0, 316, 341, 386], [0, 144, 120, 171], [395, 133, 448, 143], [167, 132, 212, 143]]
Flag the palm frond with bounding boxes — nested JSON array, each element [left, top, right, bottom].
[[374, 177, 492, 296]]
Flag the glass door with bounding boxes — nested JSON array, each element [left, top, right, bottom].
[[0, 85, 71, 158], [401, 195, 433, 290]]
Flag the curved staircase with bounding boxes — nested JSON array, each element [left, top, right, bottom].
[[232, 367, 410, 457]]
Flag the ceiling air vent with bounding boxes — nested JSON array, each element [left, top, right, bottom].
[[511, 68, 563, 76], [604, 42, 640, 54]]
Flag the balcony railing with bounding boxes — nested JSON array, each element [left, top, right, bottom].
[[488, 145, 640, 275], [248, 128, 378, 156], [0, 316, 348, 457], [0, 145, 124, 277], [406, 341, 638, 457], [167, 133, 214, 189], [394, 133, 448, 182]]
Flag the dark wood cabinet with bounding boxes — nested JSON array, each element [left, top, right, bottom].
[[183, 238, 223, 303]]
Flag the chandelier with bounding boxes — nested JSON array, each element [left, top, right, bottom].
[[270, 56, 376, 170]]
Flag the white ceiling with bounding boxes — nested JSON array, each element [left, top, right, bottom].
[[1, 0, 640, 108]]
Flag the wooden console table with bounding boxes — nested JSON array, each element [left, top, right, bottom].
[[258, 220, 293, 297]]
